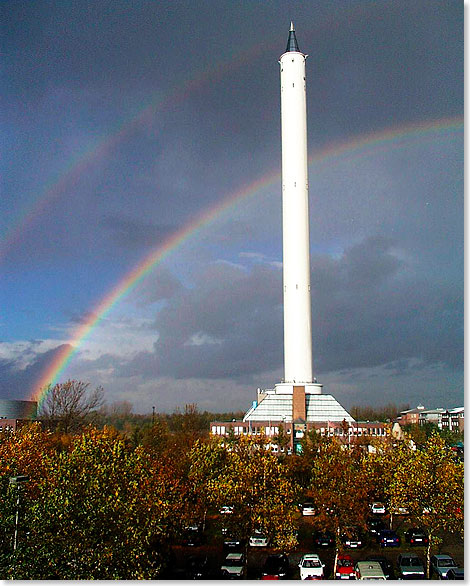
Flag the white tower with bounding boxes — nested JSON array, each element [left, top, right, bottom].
[[280, 23, 315, 386], [243, 25, 354, 426]]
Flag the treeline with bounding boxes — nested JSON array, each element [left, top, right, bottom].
[[349, 402, 410, 422], [94, 402, 244, 435], [37, 380, 244, 437]]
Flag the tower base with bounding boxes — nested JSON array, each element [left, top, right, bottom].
[[243, 383, 354, 423]]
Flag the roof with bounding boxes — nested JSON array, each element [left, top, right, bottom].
[[243, 392, 354, 423], [285, 22, 300, 53]]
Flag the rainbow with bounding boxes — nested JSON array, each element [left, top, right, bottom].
[[0, 4, 388, 260], [32, 116, 463, 405], [0, 42, 263, 260]]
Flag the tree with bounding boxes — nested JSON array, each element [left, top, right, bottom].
[[308, 438, 370, 574], [0, 426, 181, 579], [38, 380, 104, 434], [389, 434, 464, 578], [188, 435, 300, 551], [363, 435, 411, 526]]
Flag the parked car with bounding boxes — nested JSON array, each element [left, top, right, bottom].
[[301, 502, 316, 516], [355, 561, 386, 580], [298, 554, 325, 580], [221, 552, 246, 579], [312, 530, 335, 547], [249, 531, 270, 547], [447, 568, 465, 580], [430, 555, 459, 579], [397, 553, 425, 579], [405, 527, 429, 547], [185, 555, 210, 579], [377, 528, 400, 547], [261, 554, 290, 580], [391, 505, 409, 515], [183, 521, 204, 546], [367, 518, 386, 537], [362, 555, 394, 580], [184, 527, 203, 547], [335, 554, 355, 580], [220, 505, 234, 514], [341, 527, 366, 549], [223, 535, 245, 550], [370, 502, 386, 515]]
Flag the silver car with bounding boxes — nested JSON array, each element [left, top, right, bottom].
[[430, 555, 459, 579], [397, 553, 425, 579]]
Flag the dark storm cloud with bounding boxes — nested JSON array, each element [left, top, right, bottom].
[[0, 344, 73, 399], [119, 261, 283, 380], [110, 235, 462, 384], [311, 236, 463, 373], [133, 267, 183, 306]]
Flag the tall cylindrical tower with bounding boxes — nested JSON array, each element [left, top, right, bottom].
[[280, 23, 313, 384]]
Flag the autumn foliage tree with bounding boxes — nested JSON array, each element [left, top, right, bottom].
[[189, 434, 300, 551], [308, 437, 370, 575], [0, 425, 181, 579], [389, 434, 464, 577]]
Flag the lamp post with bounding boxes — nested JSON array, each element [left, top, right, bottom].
[[9, 475, 29, 551]]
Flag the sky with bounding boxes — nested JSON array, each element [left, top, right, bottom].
[[1, 0, 463, 414]]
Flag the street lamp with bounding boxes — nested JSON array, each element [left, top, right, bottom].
[[9, 475, 29, 551]]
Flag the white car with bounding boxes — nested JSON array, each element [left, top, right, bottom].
[[221, 552, 246, 578], [370, 502, 386, 514], [220, 505, 234, 514], [301, 502, 316, 516], [249, 531, 269, 547], [298, 553, 325, 580]]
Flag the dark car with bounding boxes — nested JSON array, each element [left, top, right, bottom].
[[312, 530, 335, 547], [405, 527, 429, 546], [261, 554, 290, 579], [362, 555, 394, 580], [377, 528, 400, 547], [367, 518, 386, 537], [341, 527, 366, 549], [184, 526, 204, 546], [186, 555, 210, 579]]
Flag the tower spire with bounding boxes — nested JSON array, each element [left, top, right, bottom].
[[286, 21, 300, 52]]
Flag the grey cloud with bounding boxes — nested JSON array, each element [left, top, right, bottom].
[[117, 235, 461, 384], [133, 267, 183, 306], [0, 344, 73, 399], [120, 261, 283, 380], [311, 236, 463, 373]]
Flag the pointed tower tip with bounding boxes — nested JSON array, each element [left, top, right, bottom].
[[286, 22, 300, 52]]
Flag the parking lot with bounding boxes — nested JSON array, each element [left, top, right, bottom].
[[160, 513, 464, 579]]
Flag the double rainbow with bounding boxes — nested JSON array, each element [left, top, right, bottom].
[[32, 116, 463, 405]]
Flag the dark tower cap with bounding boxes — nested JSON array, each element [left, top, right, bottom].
[[286, 21, 300, 52]]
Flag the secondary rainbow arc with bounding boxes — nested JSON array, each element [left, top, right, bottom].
[[32, 116, 463, 406]]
